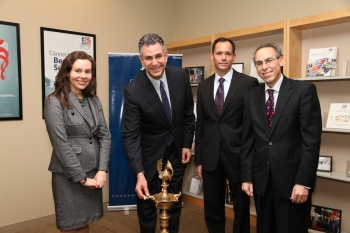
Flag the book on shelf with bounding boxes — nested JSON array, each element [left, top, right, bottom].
[[326, 103, 350, 130], [306, 47, 337, 77]]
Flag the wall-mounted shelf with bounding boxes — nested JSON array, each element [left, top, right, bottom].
[[317, 171, 350, 183], [295, 76, 350, 81], [322, 128, 350, 134], [172, 8, 350, 232]]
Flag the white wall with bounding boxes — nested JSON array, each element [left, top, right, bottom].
[[0, 0, 174, 228]]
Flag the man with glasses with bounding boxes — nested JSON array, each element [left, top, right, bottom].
[[195, 37, 258, 233], [241, 43, 322, 233]]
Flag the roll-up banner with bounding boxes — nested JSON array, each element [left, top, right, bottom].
[[108, 53, 182, 212]]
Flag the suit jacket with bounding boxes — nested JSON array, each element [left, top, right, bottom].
[[241, 76, 322, 199], [122, 66, 195, 181], [44, 92, 111, 183], [195, 69, 258, 181]]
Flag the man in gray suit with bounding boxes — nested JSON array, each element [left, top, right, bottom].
[[122, 33, 195, 233]]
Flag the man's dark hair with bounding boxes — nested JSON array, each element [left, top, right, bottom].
[[212, 37, 235, 54]]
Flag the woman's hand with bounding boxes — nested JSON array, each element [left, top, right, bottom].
[[80, 177, 97, 189], [94, 170, 107, 189]]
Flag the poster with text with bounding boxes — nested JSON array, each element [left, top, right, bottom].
[[0, 21, 22, 120], [40, 27, 96, 117]]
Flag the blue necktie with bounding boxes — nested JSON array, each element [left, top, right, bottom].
[[215, 78, 225, 115], [160, 80, 173, 145]]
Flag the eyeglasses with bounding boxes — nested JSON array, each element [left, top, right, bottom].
[[255, 57, 279, 68]]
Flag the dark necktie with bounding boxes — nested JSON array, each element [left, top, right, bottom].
[[215, 78, 225, 115], [160, 80, 173, 145], [266, 89, 275, 133]]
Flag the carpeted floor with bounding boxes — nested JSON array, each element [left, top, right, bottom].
[[16, 203, 256, 233]]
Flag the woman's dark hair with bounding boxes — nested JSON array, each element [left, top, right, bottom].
[[48, 51, 96, 108]]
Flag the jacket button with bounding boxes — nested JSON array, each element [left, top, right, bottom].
[[89, 136, 92, 140], [89, 141, 92, 144], [267, 162, 270, 165], [269, 142, 272, 145]]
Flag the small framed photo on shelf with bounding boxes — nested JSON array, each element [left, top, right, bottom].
[[184, 66, 204, 84], [346, 161, 350, 177], [309, 204, 341, 233], [226, 184, 233, 205], [317, 155, 332, 172], [232, 62, 244, 73]]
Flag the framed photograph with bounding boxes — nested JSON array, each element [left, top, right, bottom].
[[346, 161, 350, 177], [317, 156, 332, 172], [309, 204, 341, 233], [184, 66, 204, 84], [0, 21, 22, 120], [232, 62, 244, 73], [41, 27, 96, 117], [226, 184, 233, 205]]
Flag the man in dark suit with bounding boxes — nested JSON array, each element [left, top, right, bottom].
[[122, 33, 195, 233], [241, 43, 322, 233], [195, 37, 258, 233]]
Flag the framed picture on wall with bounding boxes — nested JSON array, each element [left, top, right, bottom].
[[317, 155, 332, 172], [0, 21, 22, 121], [184, 66, 204, 85], [40, 27, 96, 118], [309, 204, 341, 232], [232, 62, 244, 73]]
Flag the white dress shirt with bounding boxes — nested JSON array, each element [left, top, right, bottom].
[[213, 69, 233, 100]]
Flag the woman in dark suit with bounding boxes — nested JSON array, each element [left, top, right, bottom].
[[44, 51, 111, 233]]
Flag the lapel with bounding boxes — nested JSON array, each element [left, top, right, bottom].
[[270, 76, 292, 133], [69, 91, 95, 132], [221, 69, 242, 116], [205, 74, 219, 117], [254, 85, 270, 137], [138, 70, 170, 126]]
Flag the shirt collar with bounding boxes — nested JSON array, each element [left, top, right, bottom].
[[265, 74, 283, 92], [215, 69, 233, 84], [146, 70, 167, 87]]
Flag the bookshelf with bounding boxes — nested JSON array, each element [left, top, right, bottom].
[[168, 7, 350, 232]]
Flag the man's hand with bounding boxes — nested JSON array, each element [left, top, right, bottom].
[[290, 184, 309, 204], [135, 172, 149, 200], [181, 148, 192, 164], [242, 182, 254, 197], [196, 164, 203, 179]]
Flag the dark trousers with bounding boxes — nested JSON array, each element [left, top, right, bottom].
[[254, 171, 312, 233], [136, 143, 185, 233], [202, 149, 250, 233]]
